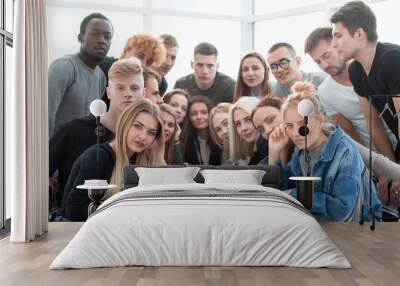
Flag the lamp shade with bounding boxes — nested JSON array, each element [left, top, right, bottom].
[[90, 99, 107, 117], [297, 99, 314, 117]]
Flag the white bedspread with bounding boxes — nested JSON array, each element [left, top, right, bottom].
[[50, 183, 351, 269]]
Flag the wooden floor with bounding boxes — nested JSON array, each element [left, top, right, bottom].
[[0, 222, 399, 286]]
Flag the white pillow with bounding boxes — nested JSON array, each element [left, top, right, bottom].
[[135, 167, 201, 186], [200, 169, 266, 185]]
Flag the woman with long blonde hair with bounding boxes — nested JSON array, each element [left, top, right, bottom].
[[209, 103, 233, 164], [268, 81, 381, 221], [228, 96, 267, 165], [160, 103, 183, 164], [61, 99, 165, 221]]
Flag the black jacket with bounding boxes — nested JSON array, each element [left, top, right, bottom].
[[184, 134, 222, 166]]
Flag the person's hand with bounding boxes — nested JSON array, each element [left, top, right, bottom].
[[377, 176, 389, 204], [268, 124, 289, 155], [390, 180, 400, 207], [175, 124, 181, 141], [49, 177, 58, 193]]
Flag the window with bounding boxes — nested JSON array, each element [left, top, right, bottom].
[[1, 0, 14, 230], [255, 0, 326, 15], [255, 11, 328, 74], [5, 0, 13, 32], [369, 0, 398, 43], [152, 0, 241, 16], [47, 6, 143, 63]]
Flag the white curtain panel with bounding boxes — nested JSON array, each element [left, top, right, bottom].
[[7, 0, 48, 242]]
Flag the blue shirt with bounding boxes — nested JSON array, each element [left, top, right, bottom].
[[277, 127, 381, 222]]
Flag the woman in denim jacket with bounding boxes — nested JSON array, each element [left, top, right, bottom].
[[268, 82, 381, 221]]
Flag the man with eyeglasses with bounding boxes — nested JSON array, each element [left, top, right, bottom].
[[49, 58, 144, 218], [267, 42, 326, 98]]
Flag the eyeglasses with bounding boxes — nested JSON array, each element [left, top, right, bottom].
[[269, 58, 290, 73]]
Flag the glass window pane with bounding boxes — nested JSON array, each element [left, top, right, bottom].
[[47, 6, 143, 63], [5, 0, 14, 33], [152, 0, 241, 16], [52, 0, 143, 7], [152, 15, 241, 91], [0, 1, 2, 29], [5, 44, 12, 219], [255, 0, 326, 15], [369, 0, 399, 43], [0, 39, 3, 227], [255, 11, 328, 75]]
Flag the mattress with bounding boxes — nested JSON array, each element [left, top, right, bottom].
[[50, 183, 351, 269]]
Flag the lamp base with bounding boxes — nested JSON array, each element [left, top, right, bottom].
[[290, 176, 321, 210]]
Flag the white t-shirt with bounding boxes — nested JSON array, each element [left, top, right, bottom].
[[318, 76, 372, 147]]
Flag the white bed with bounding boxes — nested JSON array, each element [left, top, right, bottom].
[[50, 183, 351, 269]]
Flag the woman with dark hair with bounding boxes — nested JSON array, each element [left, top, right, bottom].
[[234, 51, 271, 102], [181, 95, 221, 165]]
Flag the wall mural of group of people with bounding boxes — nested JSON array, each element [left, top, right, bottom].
[[49, 1, 400, 222]]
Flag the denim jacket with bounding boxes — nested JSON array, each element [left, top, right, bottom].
[[278, 127, 382, 222]]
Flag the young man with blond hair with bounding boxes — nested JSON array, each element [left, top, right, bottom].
[[49, 58, 144, 214]]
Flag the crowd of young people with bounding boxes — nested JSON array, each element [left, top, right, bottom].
[[49, 1, 400, 222]]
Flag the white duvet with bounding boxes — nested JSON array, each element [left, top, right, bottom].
[[50, 183, 351, 269]]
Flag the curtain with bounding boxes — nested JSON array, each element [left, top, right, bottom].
[[7, 0, 48, 242]]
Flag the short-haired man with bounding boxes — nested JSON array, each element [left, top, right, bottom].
[[50, 58, 144, 213], [157, 34, 179, 95], [305, 27, 375, 147], [48, 13, 113, 138], [267, 42, 326, 98], [331, 1, 400, 205], [174, 42, 235, 105], [143, 67, 162, 105]]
